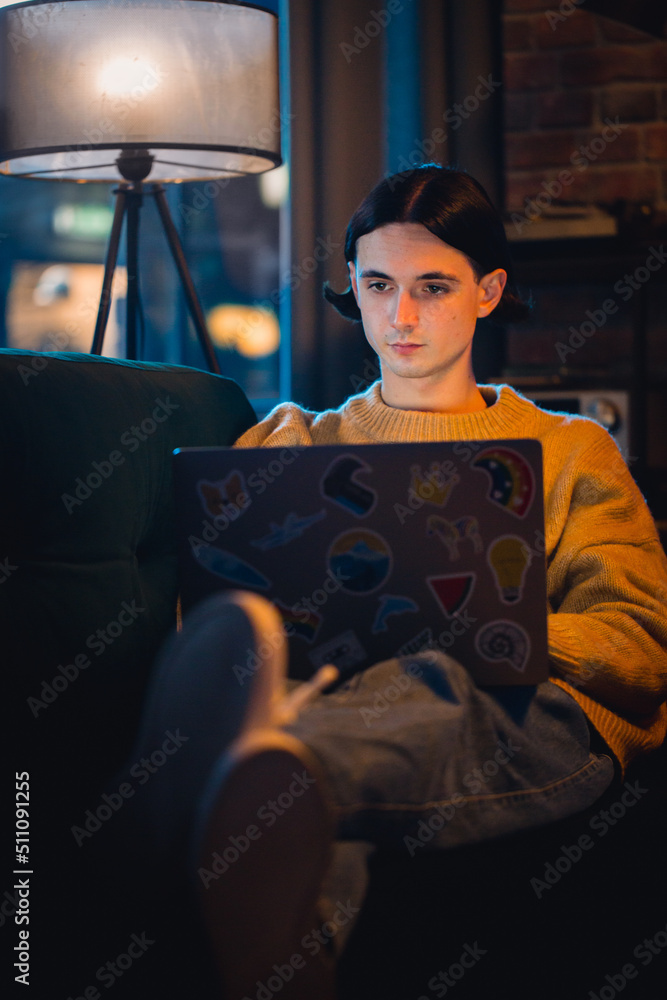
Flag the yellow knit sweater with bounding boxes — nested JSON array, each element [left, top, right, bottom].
[[235, 381, 667, 771]]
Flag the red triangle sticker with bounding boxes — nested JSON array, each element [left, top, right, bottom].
[[427, 574, 475, 616]]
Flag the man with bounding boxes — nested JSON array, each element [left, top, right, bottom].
[[136, 165, 667, 999]]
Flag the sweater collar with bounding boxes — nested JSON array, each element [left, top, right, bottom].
[[341, 381, 535, 442]]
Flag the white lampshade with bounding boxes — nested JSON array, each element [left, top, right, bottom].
[[0, 0, 281, 181]]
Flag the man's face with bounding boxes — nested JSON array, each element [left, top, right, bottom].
[[349, 222, 505, 397]]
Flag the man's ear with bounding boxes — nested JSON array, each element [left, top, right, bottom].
[[348, 261, 360, 305], [477, 269, 507, 318]]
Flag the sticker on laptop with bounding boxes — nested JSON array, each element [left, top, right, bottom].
[[194, 543, 270, 590], [427, 573, 476, 617], [409, 461, 460, 508], [327, 529, 392, 594], [372, 594, 419, 633], [275, 600, 322, 644], [197, 471, 249, 521], [397, 627, 435, 657], [471, 447, 535, 518], [487, 535, 532, 604], [475, 620, 530, 673], [308, 630, 367, 672], [427, 515, 483, 560], [321, 454, 377, 516], [250, 509, 327, 551]]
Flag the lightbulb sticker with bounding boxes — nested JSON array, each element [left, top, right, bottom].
[[475, 621, 530, 674], [487, 535, 532, 604]]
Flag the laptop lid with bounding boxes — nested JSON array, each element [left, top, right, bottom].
[[173, 440, 548, 686]]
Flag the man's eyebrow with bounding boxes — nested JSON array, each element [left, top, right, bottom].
[[358, 269, 392, 279], [419, 271, 460, 282], [358, 268, 460, 282]]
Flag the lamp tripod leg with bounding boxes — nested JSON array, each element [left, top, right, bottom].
[[125, 188, 142, 360], [91, 186, 127, 357], [152, 184, 221, 375]]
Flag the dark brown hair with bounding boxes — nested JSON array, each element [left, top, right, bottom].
[[324, 163, 530, 324]]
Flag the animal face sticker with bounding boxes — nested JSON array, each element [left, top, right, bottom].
[[197, 470, 248, 520]]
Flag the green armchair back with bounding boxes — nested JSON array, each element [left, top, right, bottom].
[[2, 350, 256, 997]]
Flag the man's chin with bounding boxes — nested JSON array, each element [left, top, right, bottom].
[[384, 360, 432, 379]]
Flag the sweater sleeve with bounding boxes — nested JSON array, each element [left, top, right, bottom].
[[546, 427, 667, 716], [233, 402, 317, 448]]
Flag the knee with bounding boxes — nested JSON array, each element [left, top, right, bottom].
[[399, 649, 472, 703]]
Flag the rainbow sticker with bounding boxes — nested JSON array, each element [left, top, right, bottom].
[[276, 600, 322, 644], [327, 529, 392, 594], [471, 447, 535, 518]]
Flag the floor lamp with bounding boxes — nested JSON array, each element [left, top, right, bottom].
[[0, 0, 282, 374]]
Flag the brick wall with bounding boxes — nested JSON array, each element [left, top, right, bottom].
[[503, 0, 667, 220]]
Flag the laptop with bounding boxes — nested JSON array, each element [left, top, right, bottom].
[[173, 440, 548, 686]]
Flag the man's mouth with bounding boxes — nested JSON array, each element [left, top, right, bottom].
[[390, 343, 423, 355]]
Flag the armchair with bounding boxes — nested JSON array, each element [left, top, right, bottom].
[[2, 349, 255, 997], [4, 348, 665, 999]]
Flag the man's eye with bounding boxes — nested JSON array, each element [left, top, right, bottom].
[[368, 281, 388, 292], [425, 284, 447, 295]]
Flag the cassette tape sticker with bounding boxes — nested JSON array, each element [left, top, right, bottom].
[[397, 627, 435, 657], [308, 630, 367, 672]]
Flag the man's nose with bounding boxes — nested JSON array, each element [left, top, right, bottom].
[[391, 291, 418, 330]]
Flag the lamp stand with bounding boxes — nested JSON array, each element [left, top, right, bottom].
[[91, 160, 221, 375]]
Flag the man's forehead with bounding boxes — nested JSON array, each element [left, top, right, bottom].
[[354, 223, 473, 273]]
